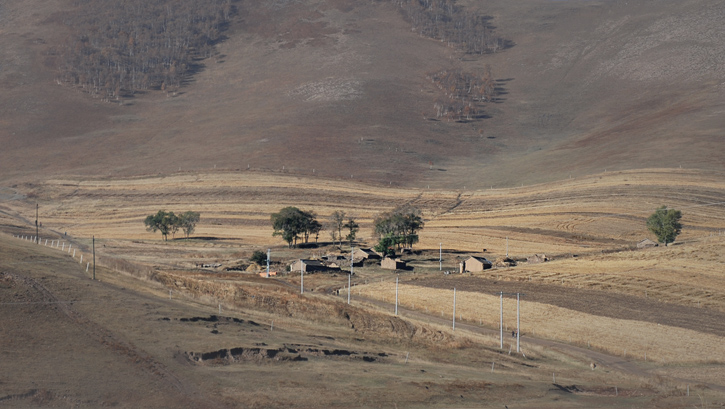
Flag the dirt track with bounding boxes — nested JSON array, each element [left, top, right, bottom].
[[410, 277, 725, 338]]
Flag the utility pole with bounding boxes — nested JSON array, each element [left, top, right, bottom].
[[300, 260, 304, 294], [395, 276, 398, 316], [266, 249, 270, 278], [35, 204, 39, 244], [506, 237, 509, 258], [453, 287, 457, 331], [92, 236, 96, 280], [497, 291, 525, 351], [348, 246, 353, 304], [517, 293, 521, 352], [499, 291, 503, 348], [439, 242, 442, 270]]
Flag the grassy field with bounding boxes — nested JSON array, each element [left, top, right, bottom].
[[2, 0, 725, 406], [2, 232, 721, 408], [1, 167, 724, 407]]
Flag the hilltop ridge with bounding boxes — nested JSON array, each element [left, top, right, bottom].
[[0, 0, 723, 188]]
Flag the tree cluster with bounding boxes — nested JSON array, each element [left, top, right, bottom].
[[271, 207, 322, 248], [327, 210, 359, 247], [144, 210, 200, 241], [373, 206, 424, 257], [54, 0, 236, 99], [646, 206, 682, 245], [393, 0, 510, 54], [428, 66, 496, 121]]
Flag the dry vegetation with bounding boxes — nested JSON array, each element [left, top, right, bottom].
[[1, 168, 724, 407], [2, 0, 725, 406], [2, 0, 724, 186]]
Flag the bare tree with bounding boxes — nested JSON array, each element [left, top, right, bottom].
[[328, 210, 346, 247]]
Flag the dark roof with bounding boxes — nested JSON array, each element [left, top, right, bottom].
[[300, 259, 325, 267]]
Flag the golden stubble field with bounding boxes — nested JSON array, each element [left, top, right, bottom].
[[1, 167, 725, 407]]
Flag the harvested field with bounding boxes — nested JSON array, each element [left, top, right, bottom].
[[1, 168, 724, 407], [357, 281, 725, 363]]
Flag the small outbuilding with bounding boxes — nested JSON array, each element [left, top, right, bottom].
[[289, 259, 331, 273], [381, 257, 406, 270], [353, 248, 381, 260], [460, 256, 492, 272], [637, 238, 659, 248]]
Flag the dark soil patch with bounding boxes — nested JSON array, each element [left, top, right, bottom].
[[187, 345, 387, 365]]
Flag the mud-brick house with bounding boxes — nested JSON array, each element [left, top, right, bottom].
[[381, 257, 406, 270], [460, 256, 492, 273], [289, 259, 332, 273], [353, 248, 381, 260]]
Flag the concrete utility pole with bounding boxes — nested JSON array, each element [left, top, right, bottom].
[[395, 276, 399, 316], [348, 247, 353, 305], [499, 291, 503, 348], [35, 204, 39, 245], [453, 288, 457, 331], [439, 243, 442, 270], [300, 260, 304, 294], [497, 291, 525, 351], [92, 236, 96, 280], [517, 293, 521, 352]]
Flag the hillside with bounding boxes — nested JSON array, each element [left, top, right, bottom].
[[0, 0, 723, 188], [2, 169, 725, 407]]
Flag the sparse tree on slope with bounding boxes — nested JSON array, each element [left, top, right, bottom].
[[329, 210, 346, 246], [144, 210, 178, 241], [271, 207, 320, 247], [647, 206, 682, 245], [373, 206, 425, 250], [178, 211, 200, 238]]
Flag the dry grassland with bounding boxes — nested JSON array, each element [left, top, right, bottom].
[[9, 168, 724, 252], [358, 282, 724, 364], [2, 168, 725, 407], [491, 237, 725, 312]]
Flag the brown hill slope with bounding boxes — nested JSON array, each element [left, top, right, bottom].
[[0, 0, 723, 187]]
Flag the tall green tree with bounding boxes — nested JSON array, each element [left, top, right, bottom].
[[301, 211, 322, 243], [646, 206, 682, 245], [271, 207, 320, 247], [305, 217, 323, 243], [178, 211, 200, 238], [373, 234, 400, 258], [373, 206, 425, 250], [144, 210, 178, 241]]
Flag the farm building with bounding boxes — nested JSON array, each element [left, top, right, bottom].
[[289, 259, 333, 273], [460, 256, 492, 272], [637, 238, 659, 248], [353, 248, 381, 260], [381, 257, 406, 270], [322, 254, 347, 262]]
